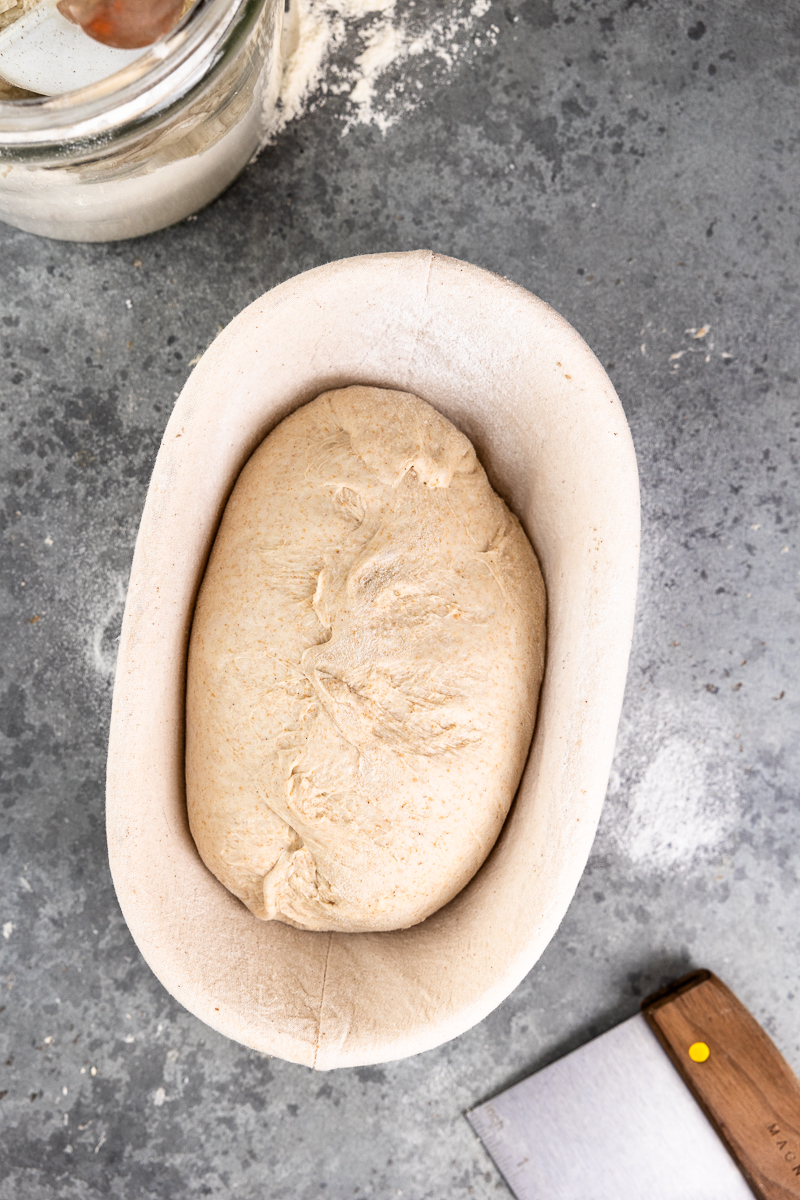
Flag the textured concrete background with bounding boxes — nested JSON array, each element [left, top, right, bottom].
[[1, 1, 798, 1196]]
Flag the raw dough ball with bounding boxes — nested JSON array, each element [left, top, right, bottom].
[[186, 386, 546, 932]]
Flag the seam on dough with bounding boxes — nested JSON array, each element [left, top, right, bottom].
[[313, 930, 334, 1070], [402, 249, 435, 391]]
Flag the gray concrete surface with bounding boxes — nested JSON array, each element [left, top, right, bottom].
[[1, 0, 798, 1196]]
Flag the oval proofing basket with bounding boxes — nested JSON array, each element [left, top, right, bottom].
[[107, 251, 640, 1069]]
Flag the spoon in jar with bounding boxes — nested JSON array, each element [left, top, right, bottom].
[[0, 0, 184, 96], [57, 0, 185, 49]]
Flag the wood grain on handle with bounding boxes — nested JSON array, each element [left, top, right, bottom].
[[642, 970, 800, 1200]]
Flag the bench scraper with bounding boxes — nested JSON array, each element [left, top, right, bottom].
[[468, 970, 800, 1200]]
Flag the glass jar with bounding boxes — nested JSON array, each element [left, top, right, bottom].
[[0, 0, 282, 241]]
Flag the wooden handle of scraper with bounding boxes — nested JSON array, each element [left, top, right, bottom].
[[642, 970, 800, 1200]]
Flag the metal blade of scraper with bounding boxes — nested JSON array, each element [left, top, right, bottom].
[[467, 1012, 755, 1200]]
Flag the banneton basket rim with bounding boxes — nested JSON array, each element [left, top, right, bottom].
[[106, 250, 640, 1069]]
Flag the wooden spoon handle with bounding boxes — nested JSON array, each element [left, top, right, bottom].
[[57, 0, 185, 50], [642, 970, 800, 1200]]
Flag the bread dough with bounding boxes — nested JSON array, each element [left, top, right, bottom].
[[186, 386, 546, 932]]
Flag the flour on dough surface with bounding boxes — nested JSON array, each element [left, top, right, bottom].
[[186, 386, 545, 932]]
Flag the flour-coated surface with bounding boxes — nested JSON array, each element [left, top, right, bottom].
[[186, 386, 545, 932]]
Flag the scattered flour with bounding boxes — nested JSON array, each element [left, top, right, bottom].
[[618, 736, 736, 870], [266, 0, 499, 139], [599, 678, 743, 872], [90, 576, 127, 681]]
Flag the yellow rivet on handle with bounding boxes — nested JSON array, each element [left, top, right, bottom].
[[689, 1042, 710, 1063]]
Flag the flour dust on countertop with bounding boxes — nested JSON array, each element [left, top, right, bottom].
[[268, 0, 497, 138], [598, 690, 742, 873]]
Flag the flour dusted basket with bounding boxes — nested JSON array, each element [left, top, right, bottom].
[[106, 251, 640, 1068]]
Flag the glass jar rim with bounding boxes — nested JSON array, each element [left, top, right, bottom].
[[0, 0, 250, 148]]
